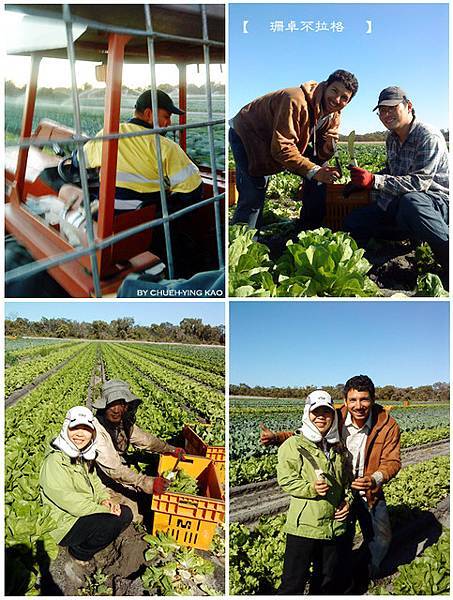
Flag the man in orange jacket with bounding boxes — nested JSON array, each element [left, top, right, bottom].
[[230, 69, 358, 229], [260, 374, 401, 584]]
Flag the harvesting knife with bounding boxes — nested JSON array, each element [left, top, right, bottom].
[[347, 130, 358, 167], [167, 452, 183, 480], [331, 139, 343, 179], [343, 130, 360, 197]]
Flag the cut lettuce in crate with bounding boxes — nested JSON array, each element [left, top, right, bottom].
[[162, 469, 199, 495]]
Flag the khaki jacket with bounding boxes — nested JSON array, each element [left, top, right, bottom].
[[232, 81, 341, 177], [94, 418, 175, 492], [275, 404, 401, 507]]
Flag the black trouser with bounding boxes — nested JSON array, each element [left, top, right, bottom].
[[277, 533, 344, 595], [60, 505, 133, 561]]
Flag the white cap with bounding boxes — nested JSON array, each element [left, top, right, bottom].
[[65, 406, 96, 430], [306, 390, 335, 412]]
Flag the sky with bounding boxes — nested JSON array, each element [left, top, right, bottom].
[[229, 301, 450, 388], [4, 301, 225, 327], [229, 3, 449, 133], [4, 11, 225, 88]]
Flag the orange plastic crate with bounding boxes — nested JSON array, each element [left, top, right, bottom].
[[151, 454, 225, 550], [206, 447, 225, 484], [183, 425, 225, 484], [324, 184, 371, 231], [152, 494, 224, 550]]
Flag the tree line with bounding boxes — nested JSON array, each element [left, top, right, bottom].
[[338, 130, 449, 142], [5, 317, 225, 345], [230, 382, 449, 403]]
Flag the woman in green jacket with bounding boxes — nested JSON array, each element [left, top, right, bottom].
[[39, 406, 133, 562], [277, 390, 351, 595]]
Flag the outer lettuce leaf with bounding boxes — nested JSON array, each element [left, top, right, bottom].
[[416, 273, 448, 297], [229, 225, 274, 296]]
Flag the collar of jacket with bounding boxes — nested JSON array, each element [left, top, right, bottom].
[[296, 432, 337, 455], [300, 80, 328, 124], [128, 117, 153, 129], [338, 403, 389, 438]]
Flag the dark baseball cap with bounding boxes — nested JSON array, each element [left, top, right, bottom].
[[135, 89, 184, 115], [373, 86, 408, 111]]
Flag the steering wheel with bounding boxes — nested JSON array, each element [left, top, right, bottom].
[[57, 155, 80, 184], [57, 156, 100, 188]]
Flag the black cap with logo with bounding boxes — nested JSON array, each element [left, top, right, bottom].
[[135, 89, 185, 115]]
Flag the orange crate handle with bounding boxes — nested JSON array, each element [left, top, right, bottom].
[[177, 498, 201, 509]]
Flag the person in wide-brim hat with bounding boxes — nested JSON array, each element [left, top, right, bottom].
[[92, 379, 185, 502]]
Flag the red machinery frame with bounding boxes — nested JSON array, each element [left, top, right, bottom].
[[5, 7, 225, 298]]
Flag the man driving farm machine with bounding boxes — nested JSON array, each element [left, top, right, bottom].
[[5, 4, 225, 298], [82, 89, 203, 215]]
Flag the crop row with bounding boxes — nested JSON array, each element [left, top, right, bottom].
[[5, 344, 97, 595], [101, 344, 224, 444], [111, 343, 224, 424], [230, 455, 450, 595], [5, 342, 85, 397], [372, 529, 449, 595], [5, 340, 80, 366], [101, 343, 195, 439], [231, 395, 448, 408], [5, 337, 67, 352], [230, 425, 450, 486], [128, 342, 225, 376], [230, 406, 449, 461], [124, 344, 224, 391]]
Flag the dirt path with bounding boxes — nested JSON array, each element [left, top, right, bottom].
[[5, 347, 86, 409], [86, 349, 106, 409], [230, 440, 449, 525]]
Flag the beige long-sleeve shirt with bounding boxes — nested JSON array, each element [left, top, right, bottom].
[[94, 418, 175, 493]]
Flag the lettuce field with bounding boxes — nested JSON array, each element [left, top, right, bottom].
[[5, 339, 225, 595], [229, 395, 450, 595], [230, 456, 450, 595], [230, 396, 449, 486], [5, 94, 225, 170]]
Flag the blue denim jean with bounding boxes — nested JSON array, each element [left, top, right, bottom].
[[344, 192, 449, 264], [229, 127, 328, 230], [229, 128, 268, 228], [350, 496, 392, 576]]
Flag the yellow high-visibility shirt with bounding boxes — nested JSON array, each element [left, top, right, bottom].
[[84, 122, 202, 195]]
